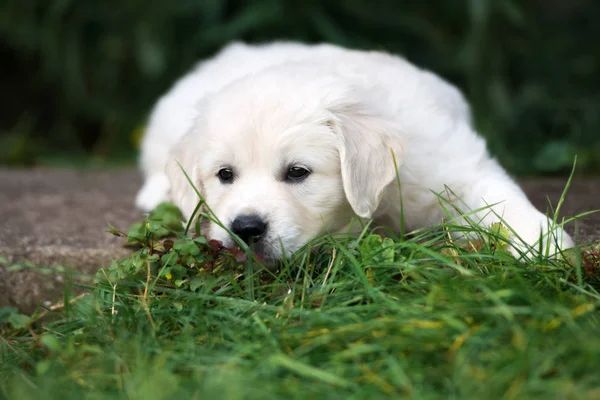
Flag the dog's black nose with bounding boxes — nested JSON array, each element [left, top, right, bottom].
[[231, 215, 267, 244]]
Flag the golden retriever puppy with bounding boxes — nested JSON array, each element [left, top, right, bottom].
[[136, 42, 573, 260]]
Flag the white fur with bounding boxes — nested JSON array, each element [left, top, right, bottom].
[[136, 41, 574, 260]]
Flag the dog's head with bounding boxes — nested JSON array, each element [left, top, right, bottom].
[[167, 67, 404, 260]]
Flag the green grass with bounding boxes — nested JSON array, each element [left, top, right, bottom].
[[1, 201, 600, 399]]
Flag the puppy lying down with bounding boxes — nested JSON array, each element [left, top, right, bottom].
[[136, 41, 573, 261]]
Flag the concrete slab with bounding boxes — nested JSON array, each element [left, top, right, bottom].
[[0, 168, 598, 313], [0, 168, 143, 313]]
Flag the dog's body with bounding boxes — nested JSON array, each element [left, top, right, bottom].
[[136, 41, 573, 260]]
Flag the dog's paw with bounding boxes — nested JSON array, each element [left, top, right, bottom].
[[135, 174, 170, 212], [507, 219, 574, 260]]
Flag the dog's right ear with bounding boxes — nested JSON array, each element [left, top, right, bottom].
[[165, 134, 201, 221]]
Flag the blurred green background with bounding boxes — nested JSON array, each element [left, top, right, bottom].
[[1, 0, 598, 175]]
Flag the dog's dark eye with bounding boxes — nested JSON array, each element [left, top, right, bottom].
[[217, 168, 234, 183], [285, 166, 311, 182]]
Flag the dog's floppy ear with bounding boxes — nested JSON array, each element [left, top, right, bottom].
[[165, 133, 202, 221], [329, 104, 404, 219]]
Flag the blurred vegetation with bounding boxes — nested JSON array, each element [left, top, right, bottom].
[[0, 0, 598, 174]]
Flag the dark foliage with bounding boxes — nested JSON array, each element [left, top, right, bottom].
[[1, 0, 599, 174]]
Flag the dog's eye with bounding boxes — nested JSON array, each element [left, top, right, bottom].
[[285, 166, 311, 182], [217, 168, 235, 183]]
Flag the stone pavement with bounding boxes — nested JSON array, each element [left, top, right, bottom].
[[1, 168, 599, 313], [0, 169, 142, 313]]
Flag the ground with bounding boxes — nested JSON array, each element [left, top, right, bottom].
[[1, 168, 599, 313]]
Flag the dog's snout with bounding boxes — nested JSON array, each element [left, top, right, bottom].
[[231, 214, 267, 244]]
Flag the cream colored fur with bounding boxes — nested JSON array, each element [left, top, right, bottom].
[[136, 41, 573, 260]]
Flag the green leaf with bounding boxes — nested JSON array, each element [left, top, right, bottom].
[[171, 264, 188, 280], [127, 221, 148, 243], [360, 234, 396, 265], [161, 252, 178, 267], [0, 306, 19, 320], [107, 224, 123, 237], [36, 360, 52, 376], [365, 268, 374, 286], [178, 241, 200, 257], [490, 222, 511, 250], [194, 236, 208, 244], [361, 234, 383, 258], [150, 202, 185, 234], [190, 277, 204, 292], [8, 312, 31, 329], [175, 280, 186, 288], [147, 220, 163, 233], [40, 334, 61, 352]]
